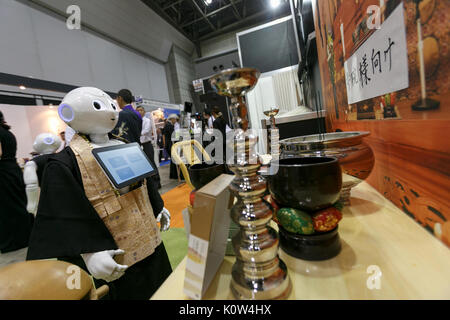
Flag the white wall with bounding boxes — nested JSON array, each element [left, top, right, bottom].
[[168, 46, 196, 104], [247, 77, 277, 154], [29, 0, 194, 62], [200, 32, 239, 58], [0, 104, 66, 160], [196, 24, 261, 59], [194, 51, 240, 79], [0, 0, 171, 102]]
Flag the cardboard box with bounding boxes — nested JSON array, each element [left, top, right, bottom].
[[182, 206, 192, 240], [183, 174, 234, 300]]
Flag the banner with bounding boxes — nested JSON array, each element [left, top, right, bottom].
[[344, 3, 408, 105]]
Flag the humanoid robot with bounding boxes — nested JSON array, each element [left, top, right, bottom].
[[26, 87, 172, 299], [32, 133, 62, 155], [23, 133, 61, 215]]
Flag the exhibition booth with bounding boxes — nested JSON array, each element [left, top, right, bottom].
[[0, 0, 449, 303]]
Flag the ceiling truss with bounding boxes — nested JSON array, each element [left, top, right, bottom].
[[142, 0, 291, 51]]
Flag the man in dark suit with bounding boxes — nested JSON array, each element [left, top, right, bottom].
[[212, 107, 226, 137], [162, 114, 179, 180], [110, 89, 165, 223], [212, 106, 228, 164], [110, 89, 142, 144]]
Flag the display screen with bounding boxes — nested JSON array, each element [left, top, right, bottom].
[[92, 143, 155, 188], [237, 17, 299, 74]]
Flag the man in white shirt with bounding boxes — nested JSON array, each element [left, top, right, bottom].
[[137, 106, 161, 188]]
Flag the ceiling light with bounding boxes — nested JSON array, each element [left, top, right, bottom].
[[204, 0, 212, 5], [270, 0, 281, 8], [19, 85, 26, 90]]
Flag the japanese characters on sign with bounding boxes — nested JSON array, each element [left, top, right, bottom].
[[344, 3, 409, 105], [193, 79, 204, 93]]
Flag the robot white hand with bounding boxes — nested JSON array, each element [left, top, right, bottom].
[[156, 207, 171, 232], [23, 160, 39, 215], [81, 249, 128, 282]]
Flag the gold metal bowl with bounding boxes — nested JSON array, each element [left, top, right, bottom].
[[209, 67, 260, 97]]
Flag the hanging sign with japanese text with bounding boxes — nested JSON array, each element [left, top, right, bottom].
[[344, 3, 409, 105]]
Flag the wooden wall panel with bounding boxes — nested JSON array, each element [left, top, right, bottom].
[[312, 0, 450, 247]]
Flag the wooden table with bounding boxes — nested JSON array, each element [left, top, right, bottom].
[[151, 182, 450, 300]]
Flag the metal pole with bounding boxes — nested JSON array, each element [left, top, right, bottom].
[[289, 0, 302, 64]]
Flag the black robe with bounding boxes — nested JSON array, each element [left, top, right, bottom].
[[26, 147, 172, 300], [0, 126, 34, 253]]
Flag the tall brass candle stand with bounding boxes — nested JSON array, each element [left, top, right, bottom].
[[209, 68, 291, 300]]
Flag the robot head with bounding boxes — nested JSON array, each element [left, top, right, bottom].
[[33, 133, 62, 155], [58, 87, 119, 135]]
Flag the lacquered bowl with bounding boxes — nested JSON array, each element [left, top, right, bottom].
[[279, 225, 341, 261], [267, 157, 342, 212], [188, 163, 225, 190], [279, 132, 375, 204]]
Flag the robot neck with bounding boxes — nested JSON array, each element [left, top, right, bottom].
[[89, 133, 109, 145]]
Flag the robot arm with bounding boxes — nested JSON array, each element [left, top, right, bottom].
[[81, 249, 128, 282], [23, 161, 40, 215], [156, 207, 171, 232]]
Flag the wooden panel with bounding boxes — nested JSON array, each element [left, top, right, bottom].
[[312, 0, 450, 247], [332, 120, 450, 155]]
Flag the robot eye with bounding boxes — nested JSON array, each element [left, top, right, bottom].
[[93, 100, 107, 111], [43, 137, 54, 145], [93, 102, 102, 110], [111, 103, 117, 110]]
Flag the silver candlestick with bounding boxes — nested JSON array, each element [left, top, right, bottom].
[[210, 68, 291, 300], [263, 107, 280, 159]]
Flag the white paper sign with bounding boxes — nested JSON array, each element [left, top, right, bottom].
[[344, 3, 409, 104]]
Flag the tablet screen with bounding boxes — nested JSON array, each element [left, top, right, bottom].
[[92, 143, 155, 189]]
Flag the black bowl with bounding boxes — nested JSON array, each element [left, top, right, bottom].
[[279, 225, 341, 261], [188, 163, 225, 190], [267, 157, 342, 212]]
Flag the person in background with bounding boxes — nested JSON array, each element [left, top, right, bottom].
[[162, 114, 179, 180], [110, 89, 166, 221], [202, 110, 215, 149], [211, 107, 226, 138], [0, 111, 34, 253], [156, 128, 164, 162], [203, 110, 214, 129], [59, 131, 66, 148], [136, 106, 161, 189], [174, 117, 181, 132], [211, 106, 227, 162], [110, 89, 142, 144], [211, 106, 233, 172]]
